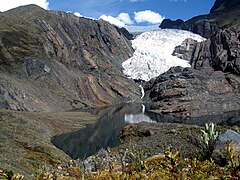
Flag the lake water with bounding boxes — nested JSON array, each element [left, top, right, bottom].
[[51, 103, 240, 160]]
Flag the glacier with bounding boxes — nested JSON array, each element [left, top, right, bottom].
[[122, 29, 205, 81]]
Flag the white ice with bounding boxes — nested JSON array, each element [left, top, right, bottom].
[[122, 29, 205, 81]]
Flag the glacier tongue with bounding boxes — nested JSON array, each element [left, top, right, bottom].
[[122, 29, 205, 81]]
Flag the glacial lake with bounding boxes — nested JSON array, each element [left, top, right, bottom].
[[51, 103, 240, 160]]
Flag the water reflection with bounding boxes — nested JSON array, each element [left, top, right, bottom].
[[52, 103, 240, 160], [52, 103, 156, 160]]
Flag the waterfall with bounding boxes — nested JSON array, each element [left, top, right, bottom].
[[141, 104, 145, 114], [139, 85, 145, 99]]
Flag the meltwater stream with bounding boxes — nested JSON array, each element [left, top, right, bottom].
[[52, 103, 240, 160]]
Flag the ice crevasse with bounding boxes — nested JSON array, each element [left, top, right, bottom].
[[122, 29, 205, 81]]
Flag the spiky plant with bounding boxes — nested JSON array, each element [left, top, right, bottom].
[[201, 123, 219, 159]]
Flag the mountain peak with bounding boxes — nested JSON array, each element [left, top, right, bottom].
[[210, 0, 240, 13]]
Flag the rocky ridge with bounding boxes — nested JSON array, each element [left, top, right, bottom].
[[144, 66, 240, 117], [0, 5, 140, 112], [160, 0, 240, 38]]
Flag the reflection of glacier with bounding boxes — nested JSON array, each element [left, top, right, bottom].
[[124, 114, 156, 124], [124, 104, 156, 124]]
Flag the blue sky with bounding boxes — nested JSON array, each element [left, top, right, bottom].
[[0, 0, 216, 26], [48, 0, 215, 23]]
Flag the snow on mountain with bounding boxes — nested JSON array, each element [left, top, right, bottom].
[[122, 29, 205, 81]]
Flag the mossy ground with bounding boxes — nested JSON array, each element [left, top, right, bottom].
[[0, 110, 98, 179], [2, 149, 239, 180]]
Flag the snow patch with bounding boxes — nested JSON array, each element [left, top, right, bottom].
[[122, 29, 205, 81]]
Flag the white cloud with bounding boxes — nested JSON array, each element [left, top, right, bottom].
[[134, 10, 165, 24], [99, 15, 125, 27], [117, 13, 133, 25], [99, 12, 133, 27], [0, 0, 49, 12], [74, 12, 82, 17]]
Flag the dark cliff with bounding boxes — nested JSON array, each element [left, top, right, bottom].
[[0, 5, 140, 111], [210, 0, 240, 13]]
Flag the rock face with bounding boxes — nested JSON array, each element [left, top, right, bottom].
[[160, 18, 218, 39], [144, 66, 240, 117], [117, 27, 134, 40], [191, 28, 240, 75], [0, 5, 140, 111], [172, 38, 198, 60], [187, 19, 219, 39], [172, 28, 240, 76]]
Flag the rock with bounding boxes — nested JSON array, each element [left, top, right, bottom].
[[172, 38, 198, 60], [116, 27, 134, 40], [159, 19, 188, 30], [144, 66, 240, 117], [119, 122, 204, 158], [190, 28, 240, 76], [187, 20, 219, 39], [119, 124, 155, 141], [212, 129, 240, 166], [160, 18, 218, 39], [0, 5, 140, 111], [173, 28, 240, 76]]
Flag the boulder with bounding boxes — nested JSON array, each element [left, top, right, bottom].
[[212, 129, 240, 166]]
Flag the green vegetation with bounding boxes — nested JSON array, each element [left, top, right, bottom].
[[1, 147, 239, 180], [201, 123, 219, 159], [0, 169, 24, 180], [0, 143, 240, 180]]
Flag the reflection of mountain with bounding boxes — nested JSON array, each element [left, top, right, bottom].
[[51, 103, 155, 160]]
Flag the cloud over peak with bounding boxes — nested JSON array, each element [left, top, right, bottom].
[[99, 12, 134, 27], [99, 15, 126, 27], [117, 13, 134, 25], [134, 10, 164, 24], [0, 0, 49, 12]]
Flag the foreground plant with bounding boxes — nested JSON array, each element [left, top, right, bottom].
[[201, 122, 219, 158], [0, 169, 24, 180], [2, 147, 240, 180]]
